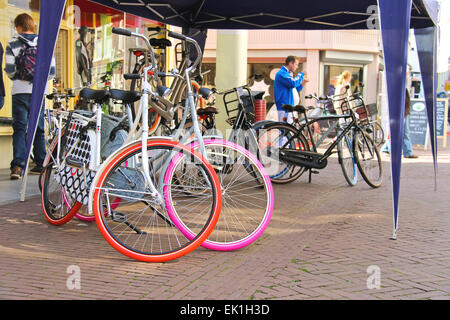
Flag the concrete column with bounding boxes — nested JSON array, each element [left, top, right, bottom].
[[302, 49, 320, 100], [215, 30, 248, 135], [365, 54, 379, 105]]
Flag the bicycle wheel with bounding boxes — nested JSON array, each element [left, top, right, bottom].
[[41, 162, 82, 226], [337, 129, 358, 186], [148, 108, 161, 135], [353, 130, 383, 188], [40, 130, 83, 225], [255, 122, 310, 184], [92, 139, 222, 262], [372, 122, 385, 148], [166, 139, 273, 251]]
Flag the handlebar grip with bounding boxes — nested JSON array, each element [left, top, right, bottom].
[[147, 26, 162, 32], [305, 95, 313, 99], [112, 27, 132, 37], [123, 73, 141, 80], [168, 30, 186, 41]]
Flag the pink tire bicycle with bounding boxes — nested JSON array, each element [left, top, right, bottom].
[[164, 138, 274, 251]]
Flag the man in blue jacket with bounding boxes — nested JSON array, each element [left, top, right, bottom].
[[274, 56, 308, 123]]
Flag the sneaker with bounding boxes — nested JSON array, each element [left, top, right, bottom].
[[29, 165, 44, 175], [404, 154, 418, 159], [10, 166, 23, 180]]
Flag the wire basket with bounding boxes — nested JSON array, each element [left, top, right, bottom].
[[222, 86, 256, 126]]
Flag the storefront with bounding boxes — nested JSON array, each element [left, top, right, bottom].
[[0, 0, 165, 168], [319, 50, 379, 100]]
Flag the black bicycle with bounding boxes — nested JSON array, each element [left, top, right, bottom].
[[255, 95, 383, 188]]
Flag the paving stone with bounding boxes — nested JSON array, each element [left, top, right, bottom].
[[0, 144, 448, 299]]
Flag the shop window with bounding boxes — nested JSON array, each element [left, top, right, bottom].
[[54, 29, 69, 90], [72, 0, 160, 90], [202, 63, 216, 87], [8, 0, 40, 11], [323, 65, 364, 97]]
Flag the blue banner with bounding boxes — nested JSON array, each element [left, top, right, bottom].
[[378, 0, 412, 239], [414, 26, 438, 188], [22, 0, 67, 190]]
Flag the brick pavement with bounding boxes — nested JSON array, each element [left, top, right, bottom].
[[0, 143, 449, 300]]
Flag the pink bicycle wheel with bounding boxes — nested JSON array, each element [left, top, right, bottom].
[[164, 138, 274, 251]]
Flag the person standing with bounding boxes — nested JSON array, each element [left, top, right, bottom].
[[75, 25, 93, 86], [327, 77, 337, 97], [0, 42, 5, 109], [333, 71, 352, 113], [274, 56, 308, 123], [4, 13, 56, 179], [380, 88, 418, 158]]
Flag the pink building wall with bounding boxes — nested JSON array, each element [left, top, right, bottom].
[[203, 29, 382, 104]]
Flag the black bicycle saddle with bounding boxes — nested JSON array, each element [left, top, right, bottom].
[[150, 38, 172, 49], [109, 89, 141, 104], [79, 88, 110, 104], [281, 104, 306, 113], [197, 107, 218, 116]]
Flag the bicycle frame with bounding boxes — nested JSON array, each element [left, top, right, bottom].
[[86, 28, 209, 214], [281, 112, 357, 163]]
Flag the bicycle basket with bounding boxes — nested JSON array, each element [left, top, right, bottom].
[[55, 115, 97, 205], [350, 96, 369, 125], [223, 86, 256, 125]]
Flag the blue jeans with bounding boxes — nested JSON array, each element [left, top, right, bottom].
[[277, 110, 293, 124], [11, 94, 46, 169], [402, 114, 413, 157], [380, 115, 413, 157]]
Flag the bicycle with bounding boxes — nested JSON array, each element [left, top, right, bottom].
[[351, 84, 385, 148], [149, 32, 274, 251], [41, 29, 223, 262], [254, 94, 382, 188]]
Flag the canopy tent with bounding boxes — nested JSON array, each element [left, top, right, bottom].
[[22, 0, 440, 239]]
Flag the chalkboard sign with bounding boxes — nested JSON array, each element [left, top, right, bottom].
[[408, 99, 428, 146], [408, 98, 448, 148], [435, 99, 447, 137], [436, 98, 448, 147]]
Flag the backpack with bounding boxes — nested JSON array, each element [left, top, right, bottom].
[[16, 37, 37, 82]]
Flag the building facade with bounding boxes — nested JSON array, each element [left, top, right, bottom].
[[0, 0, 163, 169], [202, 29, 383, 111]]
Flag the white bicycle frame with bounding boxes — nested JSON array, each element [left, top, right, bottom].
[[86, 30, 207, 214]]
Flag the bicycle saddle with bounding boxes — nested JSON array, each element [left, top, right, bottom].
[[109, 89, 141, 104], [197, 107, 218, 116], [79, 89, 110, 104], [150, 38, 172, 49], [198, 87, 213, 100], [281, 104, 306, 113]]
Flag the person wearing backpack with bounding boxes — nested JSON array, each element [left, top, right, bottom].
[[4, 13, 55, 180]]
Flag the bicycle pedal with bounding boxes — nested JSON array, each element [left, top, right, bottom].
[[66, 156, 84, 168], [111, 211, 127, 223]]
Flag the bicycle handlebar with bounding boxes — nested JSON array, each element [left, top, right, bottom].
[[168, 30, 186, 41], [123, 73, 141, 80], [167, 31, 202, 74], [112, 27, 132, 37], [112, 27, 157, 72]]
